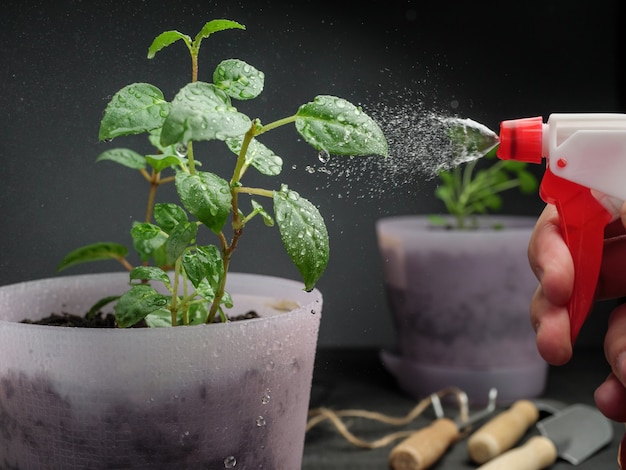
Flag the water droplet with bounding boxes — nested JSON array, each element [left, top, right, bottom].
[[175, 143, 188, 158], [179, 431, 193, 447], [261, 389, 271, 404], [256, 416, 266, 427], [224, 455, 237, 468], [318, 149, 330, 164], [266, 360, 275, 371], [305, 166, 315, 174]]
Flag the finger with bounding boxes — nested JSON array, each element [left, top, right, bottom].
[[531, 284, 572, 365], [595, 373, 626, 422], [598, 235, 626, 299], [528, 205, 574, 306], [604, 304, 626, 386]]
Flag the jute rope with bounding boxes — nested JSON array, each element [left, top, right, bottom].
[[306, 386, 469, 449]]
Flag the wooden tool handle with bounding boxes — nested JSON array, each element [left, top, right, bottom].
[[476, 436, 558, 470], [389, 418, 459, 470], [467, 400, 540, 464]]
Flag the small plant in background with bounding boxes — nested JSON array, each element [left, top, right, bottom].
[[58, 19, 388, 328], [430, 146, 538, 230]]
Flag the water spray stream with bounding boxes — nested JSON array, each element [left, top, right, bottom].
[[297, 97, 499, 200]]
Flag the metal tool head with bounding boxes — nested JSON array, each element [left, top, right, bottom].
[[536, 403, 613, 465]]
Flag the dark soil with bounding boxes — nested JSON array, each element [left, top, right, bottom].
[[21, 310, 259, 327]]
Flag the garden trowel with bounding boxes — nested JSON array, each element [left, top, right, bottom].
[[467, 398, 565, 464], [476, 403, 613, 469]]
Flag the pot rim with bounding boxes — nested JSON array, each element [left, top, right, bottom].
[[376, 214, 538, 234], [0, 271, 323, 334]]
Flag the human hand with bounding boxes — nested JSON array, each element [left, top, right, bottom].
[[528, 203, 626, 421]]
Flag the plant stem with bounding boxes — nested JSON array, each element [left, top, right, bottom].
[[260, 115, 297, 134], [231, 125, 256, 186], [116, 256, 134, 272], [187, 141, 196, 175], [145, 170, 160, 223], [235, 186, 274, 198], [170, 258, 181, 327], [191, 50, 198, 83]]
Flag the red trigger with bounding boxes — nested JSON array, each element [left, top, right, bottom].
[[540, 169, 612, 344]]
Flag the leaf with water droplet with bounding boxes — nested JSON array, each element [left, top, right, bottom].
[[165, 221, 198, 264], [115, 284, 170, 328], [182, 244, 223, 289], [99, 83, 169, 141], [226, 137, 283, 176], [96, 148, 146, 170], [175, 171, 232, 234], [295, 95, 388, 157], [57, 242, 128, 272], [129, 266, 172, 289], [153, 203, 188, 233], [214, 58, 265, 100], [274, 188, 329, 291], [130, 223, 168, 262], [160, 82, 251, 147]]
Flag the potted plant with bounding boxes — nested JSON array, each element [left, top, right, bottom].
[[0, 19, 387, 468], [376, 121, 545, 405]]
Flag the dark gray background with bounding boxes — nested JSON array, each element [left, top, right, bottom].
[[1, 0, 623, 348]]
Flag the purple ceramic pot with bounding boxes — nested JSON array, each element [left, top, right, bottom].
[[0, 272, 321, 469], [377, 215, 547, 405]]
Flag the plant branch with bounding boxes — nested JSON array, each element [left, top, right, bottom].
[[234, 187, 274, 198], [260, 115, 297, 134]]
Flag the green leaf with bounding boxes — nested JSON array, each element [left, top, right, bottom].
[[147, 30, 191, 59], [274, 187, 329, 291], [99, 83, 169, 141], [251, 200, 274, 227], [86, 295, 120, 321], [115, 285, 169, 328], [145, 309, 175, 328], [194, 19, 245, 45], [153, 203, 188, 233], [182, 245, 223, 288], [226, 137, 282, 176], [96, 148, 146, 170], [166, 222, 198, 264], [145, 153, 184, 173], [129, 266, 172, 288], [213, 59, 264, 100], [194, 278, 216, 302], [130, 223, 168, 262], [295, 95, 388, 157], [57, 242, 128, 271], [160, 82, 251, 147], [175, 171, 232, 234], [188, 303, 210, 325]]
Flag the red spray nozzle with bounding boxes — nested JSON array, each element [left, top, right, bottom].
[[497, 116, 544, 163]]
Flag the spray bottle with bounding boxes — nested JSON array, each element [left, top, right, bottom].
[[496, 113, 626, 345], [497, 114, 626, 469]]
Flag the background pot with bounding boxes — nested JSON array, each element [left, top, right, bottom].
[[376, 215, 547, 405], [0, 272, 322, 469]]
